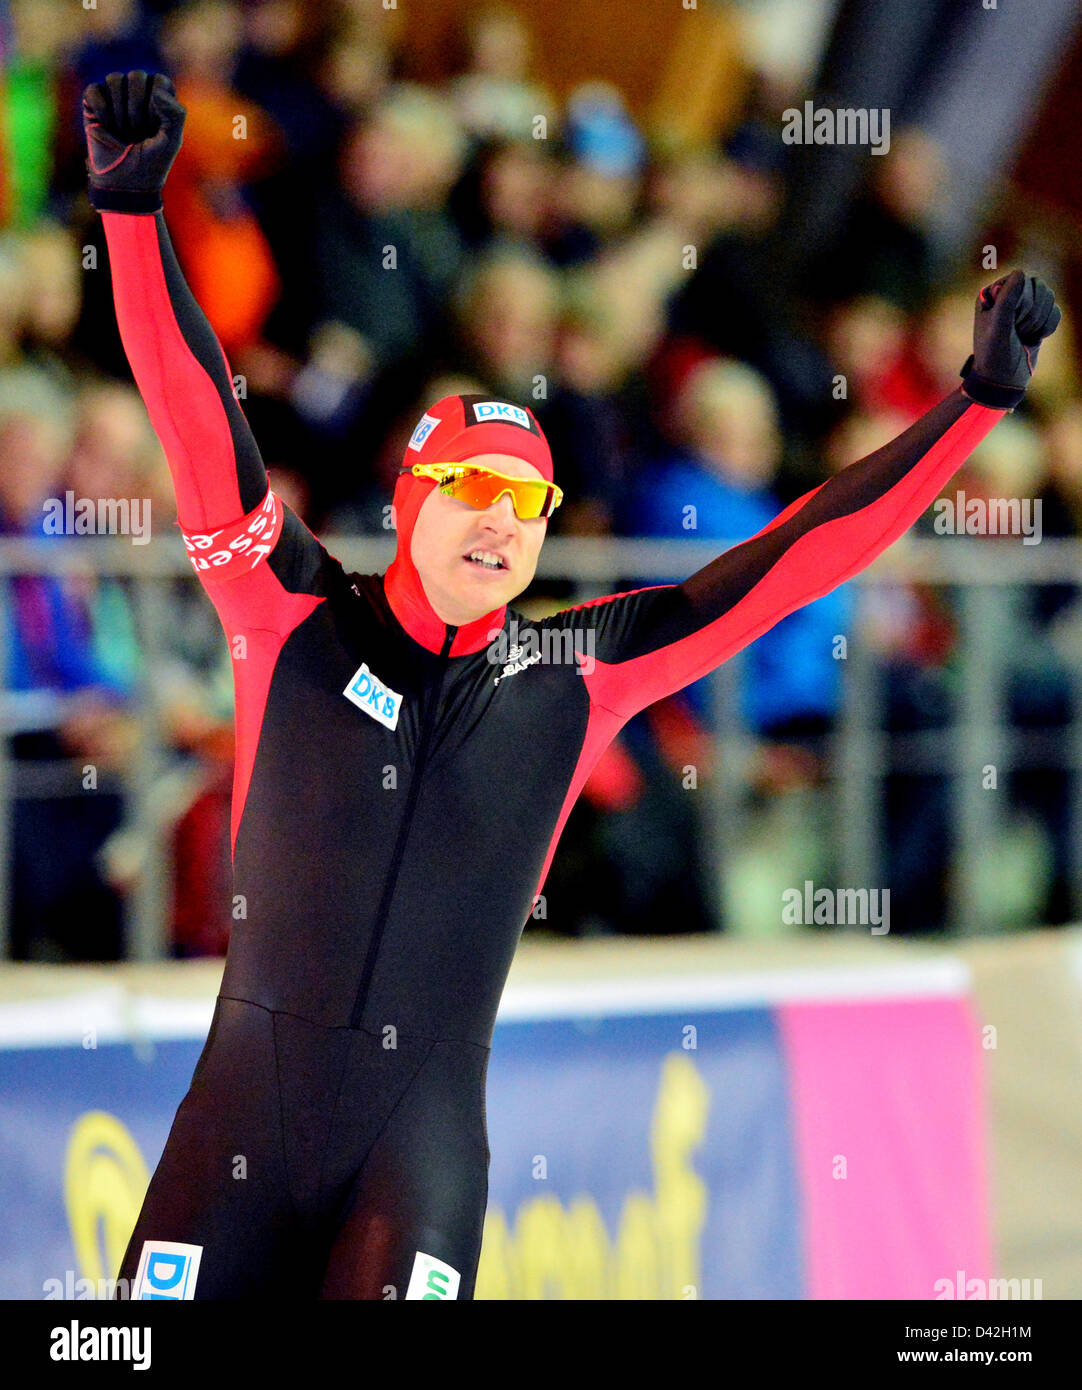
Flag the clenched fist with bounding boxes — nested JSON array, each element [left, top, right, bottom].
[[961, 269, 1061, 410], [83, 70, 186, 213]]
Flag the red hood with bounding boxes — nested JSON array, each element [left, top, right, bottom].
[[383, 393, 554, 657]]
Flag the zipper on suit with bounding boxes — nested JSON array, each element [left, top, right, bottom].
[[349, 625, 456, 1029]]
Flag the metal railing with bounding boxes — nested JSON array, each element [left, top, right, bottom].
[[2, 533, 1081, 957]]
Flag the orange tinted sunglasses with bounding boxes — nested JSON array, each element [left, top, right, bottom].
[[401, 462, 563, 520]]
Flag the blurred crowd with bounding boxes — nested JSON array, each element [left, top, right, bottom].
[[2, 0, 1082, 959]]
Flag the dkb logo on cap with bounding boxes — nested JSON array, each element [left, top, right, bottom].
[[468, 400, 533, 431]]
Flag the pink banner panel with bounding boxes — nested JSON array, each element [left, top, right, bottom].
[[778, 997, 990, 1300]]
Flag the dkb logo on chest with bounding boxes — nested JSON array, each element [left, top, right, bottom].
[[343, 661, 403, 731]]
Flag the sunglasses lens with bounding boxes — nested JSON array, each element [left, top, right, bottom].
[[440, 470, 552, 519]]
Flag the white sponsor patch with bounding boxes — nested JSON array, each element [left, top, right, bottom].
[[343, 661, 402, 731], [131, 1241, 202, 1300], [472, 400, 531, 430], [405, 1250, 460, 1300], [407, 412, 441, 452]]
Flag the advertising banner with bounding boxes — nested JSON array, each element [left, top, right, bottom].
[[0, 965, 987, 1299]]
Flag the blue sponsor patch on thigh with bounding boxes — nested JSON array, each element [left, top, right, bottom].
[[132, 1241, 202, 1300]]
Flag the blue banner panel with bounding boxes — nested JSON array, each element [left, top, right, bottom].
[[0, 1006, 804, 1299], [477, 1009, 804, 1299], [0, 1038, 200, 1300]]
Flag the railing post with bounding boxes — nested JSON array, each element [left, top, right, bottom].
[[950, 581, 1010, 935], [1067, 659, 1082, 923], [705, 649, 751, 930], [835, 585, 883, 902], [0, 589, 11, 959], [124, 571, 173, 961]]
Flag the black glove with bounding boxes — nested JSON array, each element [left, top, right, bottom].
[[83, 70, 186, 214], [960, 268, 1061, 410]]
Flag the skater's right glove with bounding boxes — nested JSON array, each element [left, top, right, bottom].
[[83, 70, 186, 214], [960, 268, 1060, 411]]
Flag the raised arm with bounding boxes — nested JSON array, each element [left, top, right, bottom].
[[100, 206, 275, 530], [84, 71, 336, 856], [83, 70, 320, 603], [552, 271, 1061, 723]]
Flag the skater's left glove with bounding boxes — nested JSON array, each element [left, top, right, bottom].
[[960, 268, 1060, 410]]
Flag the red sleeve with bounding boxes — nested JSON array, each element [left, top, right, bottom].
[[102, 208, 331, 857], [101, 209, 269, 533], [548, 387, 1005, 722], [101, 208, 329, 622]]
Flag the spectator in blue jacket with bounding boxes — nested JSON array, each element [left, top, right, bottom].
[[620, 356, 850, 738], [0, 397, 134, 960]]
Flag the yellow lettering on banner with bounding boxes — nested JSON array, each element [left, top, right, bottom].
[[516, 1195, 570, 1299], [472, 1206, 513, 1300], [476, 1053, 710, 1299], [65, 1113, 150, 1284], [653, 1048, 709, 1298], [613, 1193, 658, 1299], [565, 1199, 610, 1298]]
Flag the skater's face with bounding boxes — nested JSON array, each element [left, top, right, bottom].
[[410, 453, 549, 625]]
